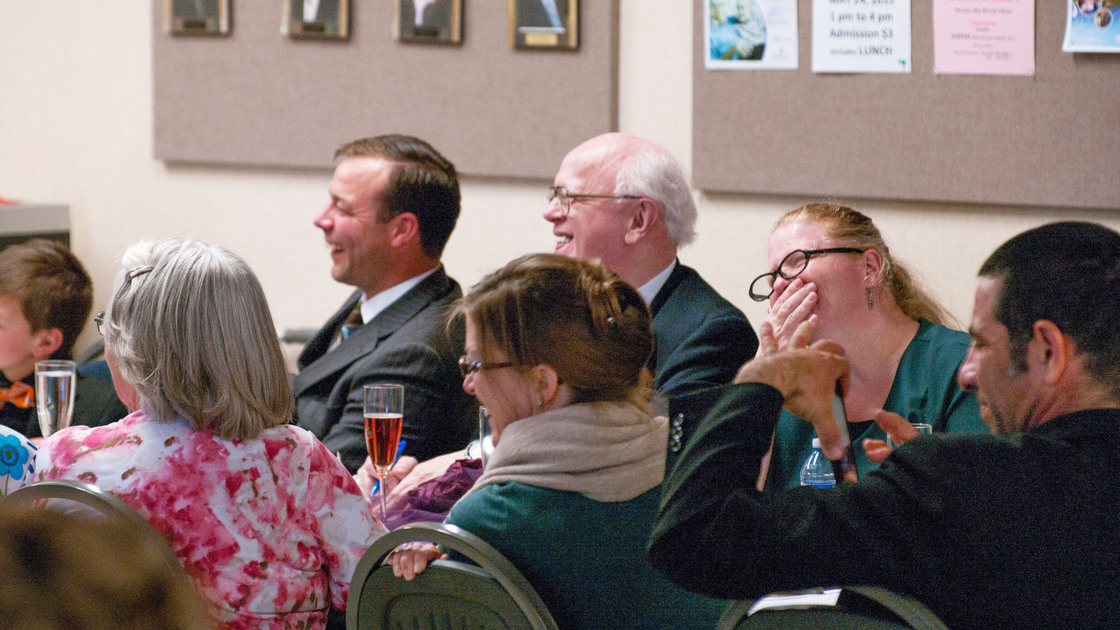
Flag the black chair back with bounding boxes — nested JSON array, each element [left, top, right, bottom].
[[346, 521, 557, 630]]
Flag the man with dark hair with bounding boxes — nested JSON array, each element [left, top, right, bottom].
[[295, 134, 474, 472], [0, 239, 128, 438], [650, 222, 1120, 630], [977, 221, 1120, 405]]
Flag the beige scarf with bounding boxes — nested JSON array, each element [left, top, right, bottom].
[[465, 401, 667, 503]]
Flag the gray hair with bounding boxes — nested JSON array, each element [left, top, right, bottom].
[[103, 238, 292, 440], [613, 147, 697, 247]]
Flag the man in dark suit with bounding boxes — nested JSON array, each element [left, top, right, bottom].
[[380, 133, 758, 501], [295, 135, 474, 473], [650, 222, 1120, 630], [545, 132, 758, 398]]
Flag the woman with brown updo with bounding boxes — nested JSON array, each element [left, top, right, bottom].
[[389, 253, 726, 630]]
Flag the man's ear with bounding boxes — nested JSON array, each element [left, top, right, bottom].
[[388, 212, 421, 248], [623, 198, 660, 245], [1029, 320, 1070, 386], [32, 328, 64, 360]]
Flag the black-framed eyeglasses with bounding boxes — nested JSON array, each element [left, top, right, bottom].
[[546, 186, 642, 217], [94, 311, 105, 336], [458, 356, 517, 379], [748, 247, 865, 302]]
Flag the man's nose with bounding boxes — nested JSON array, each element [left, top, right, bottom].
[[314, 205, 333, 230], [543, 197, 564, 222], [957, 350, 978, 392]]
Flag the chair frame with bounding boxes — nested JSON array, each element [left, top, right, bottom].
[[0, 478, 187, 579], [346, 520, 557, 630], [720, 585, 950, 630]]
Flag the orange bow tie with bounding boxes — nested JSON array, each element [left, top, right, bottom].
[[0, 382, 34, 409]]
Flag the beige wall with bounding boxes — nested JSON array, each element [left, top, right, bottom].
[[2, 1, 1118, 359]]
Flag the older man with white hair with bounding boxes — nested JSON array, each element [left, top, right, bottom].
[[545, 132, 757, 397], [374, 133, 758, 504]]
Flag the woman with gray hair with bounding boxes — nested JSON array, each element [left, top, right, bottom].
[[35, 238, 384, 629]]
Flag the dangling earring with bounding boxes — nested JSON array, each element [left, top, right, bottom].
[[867, 288, 875, 310]]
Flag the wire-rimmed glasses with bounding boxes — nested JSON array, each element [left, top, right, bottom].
[[748, 247, 865, 302], [546, 185, 642, 217]]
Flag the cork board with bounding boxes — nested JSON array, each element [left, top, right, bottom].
[[693, 1, 1120, 209], [153, 1, 618, 178]]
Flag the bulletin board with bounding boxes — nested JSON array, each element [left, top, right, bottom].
[[693, 1, 1120, 209], [153, 1, 618, 179]]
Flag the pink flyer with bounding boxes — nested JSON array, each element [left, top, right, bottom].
[[933, 0, 1035, 75]]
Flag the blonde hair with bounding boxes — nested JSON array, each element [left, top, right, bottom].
[[777, 203, 952, 326], [456, 254, 654, 406], [103, 238, 292, 440]]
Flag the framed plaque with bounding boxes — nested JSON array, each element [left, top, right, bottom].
[[164, 0, 231, 36], [395, 0, 463, 45], [285, 0, 350, 39], [509, 0, 578, 50]]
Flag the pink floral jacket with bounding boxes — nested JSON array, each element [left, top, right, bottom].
[[35, 411, 384, 629]]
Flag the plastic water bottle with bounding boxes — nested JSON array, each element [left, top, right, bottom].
[[799, 438, 836, 488]]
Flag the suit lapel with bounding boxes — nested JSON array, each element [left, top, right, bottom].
[[648, 260, 689, 373], [649, 259, 687, 320], [293, 268, 453, 395], [297, 290, 362, 370], [351, 267, 452, 347]]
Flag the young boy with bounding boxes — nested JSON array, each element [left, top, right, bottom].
[[0, 240, 129, 439]]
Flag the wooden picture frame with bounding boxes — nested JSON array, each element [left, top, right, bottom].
[[285, 0, 350, 40], [164, 0, 231, 36], [509, 0, 578, 50], [395, 0, 463, 45]]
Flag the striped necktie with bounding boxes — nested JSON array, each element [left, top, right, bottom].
[[334, 303, 364, 348], [341, 304, 364, 340]]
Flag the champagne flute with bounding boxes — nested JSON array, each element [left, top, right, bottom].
[[363, 383, 404, 518], [478, 406, 493, 467], [35, 360, 76, 438]]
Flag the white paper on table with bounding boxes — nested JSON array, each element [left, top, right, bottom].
[[747, 588, 843, 614], [705, 0, 800, 70], [933, 0, 1035, 75], [1063, 0, 1120, 53], [812, 0, 912, 73]]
